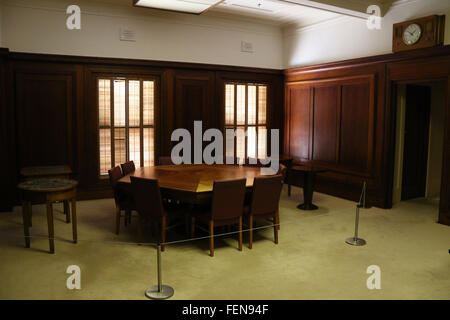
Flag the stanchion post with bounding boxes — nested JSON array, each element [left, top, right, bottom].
[[145, 242, 174, 300], [346, 182, 367, 246]]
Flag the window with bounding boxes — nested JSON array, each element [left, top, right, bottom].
[[224, 83, 268, 162], [98, 77, 156, 175]]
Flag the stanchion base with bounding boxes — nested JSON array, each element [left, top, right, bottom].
[[345, 237, 366, 246], [145, 285, 174, 300]]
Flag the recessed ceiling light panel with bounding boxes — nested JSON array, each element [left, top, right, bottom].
[[133, 0, 224, 15]]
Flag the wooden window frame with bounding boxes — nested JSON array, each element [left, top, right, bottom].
[[97, 76, 158, 176], [224, 82, 269, 162]]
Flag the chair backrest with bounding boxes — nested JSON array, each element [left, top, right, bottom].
[[108, 166, 123, 203], [130, 176, 165, 220], [158, 156, 174, 166], [250, 175, 283, 216], [211, 178, 246, 221], [278, 164, 287, 182], [121, 161, 136, 175]]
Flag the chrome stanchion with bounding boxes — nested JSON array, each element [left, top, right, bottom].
[[346, 182, 367, 246], [145, 243, 174, 300]]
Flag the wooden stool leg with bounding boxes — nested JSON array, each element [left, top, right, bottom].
[[124, 210, 129, 227], [71, 198, 77, 243], [161, 216, 167, 252], [209, 220, 214, 257], [249, 215, 253, 249], [64, 200, 70, 223], [115, 206, 120, 235], [273, 216, 278, 244], [22, 202, 30, 248], [27, 202, 32, 227], [238, 217, 242, 251], [46, 202, 55, 254]]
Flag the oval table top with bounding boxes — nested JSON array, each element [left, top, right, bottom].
[[118, 164, 276, 193], [18, 179, 78, 193]]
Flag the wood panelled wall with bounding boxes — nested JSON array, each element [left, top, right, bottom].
[[0, 49, 283, 211], [285, 45, 450, 225]]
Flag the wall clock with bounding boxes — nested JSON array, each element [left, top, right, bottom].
[[393, 15, 445, 53]]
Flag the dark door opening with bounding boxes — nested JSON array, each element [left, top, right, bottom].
[[401, 85, 431, 200]]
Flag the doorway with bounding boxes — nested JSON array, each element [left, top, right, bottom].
[[392, 81, 446, 205]]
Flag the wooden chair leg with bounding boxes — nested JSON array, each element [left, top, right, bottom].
[[288, 184, 291, 197], [22, 202, 30, 248], [128, 211, 132, 224], [238, 217, 242, 251], [71, 198, 77, 243], [46, 202, 55, 254], [249, 215, 253, 249], [64, 200, 70, 223], [276, 209, 280, 231], [161, 216, 167, 251], [115, 206, 121, 235], [209, 220, 214, 257], [273, 216, 278, 244]]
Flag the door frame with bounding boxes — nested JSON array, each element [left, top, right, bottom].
[[386, 71, 449, 225]]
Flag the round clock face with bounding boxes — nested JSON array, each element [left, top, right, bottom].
[[403, 23, 422, 45]]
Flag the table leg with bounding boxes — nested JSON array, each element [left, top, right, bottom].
[[22, 201, 30, 248], [297, 172, 319, 210], [71, 198, 77, 244], [64, 200, 70, 223], [27, 202, 32, 227], [46, 202, 55, 254]]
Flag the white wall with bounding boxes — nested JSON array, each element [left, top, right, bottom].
[[284, 0, 450, 67], [1, 0, 283, 69]]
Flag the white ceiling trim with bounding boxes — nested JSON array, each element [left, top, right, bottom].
[[280, 0, 370, 19], [283, 15, 351, 37]]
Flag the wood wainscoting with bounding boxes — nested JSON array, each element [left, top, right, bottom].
[[0, 49, 283, 212], [284, 46, 450, 225]]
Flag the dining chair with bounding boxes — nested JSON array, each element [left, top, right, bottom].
[[246, 175, 283, 249], [121, 161, 136, 176], [108, 166, 136, 234], [130, 176, 179, 251], [191, 178, 246, 257], [278, 164, 287, 183]]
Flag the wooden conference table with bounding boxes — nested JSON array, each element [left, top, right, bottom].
[[118, 164, 271, 203]]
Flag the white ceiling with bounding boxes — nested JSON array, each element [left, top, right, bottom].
[[214, 0, 340, 28], [98, 0, 394, 28]]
